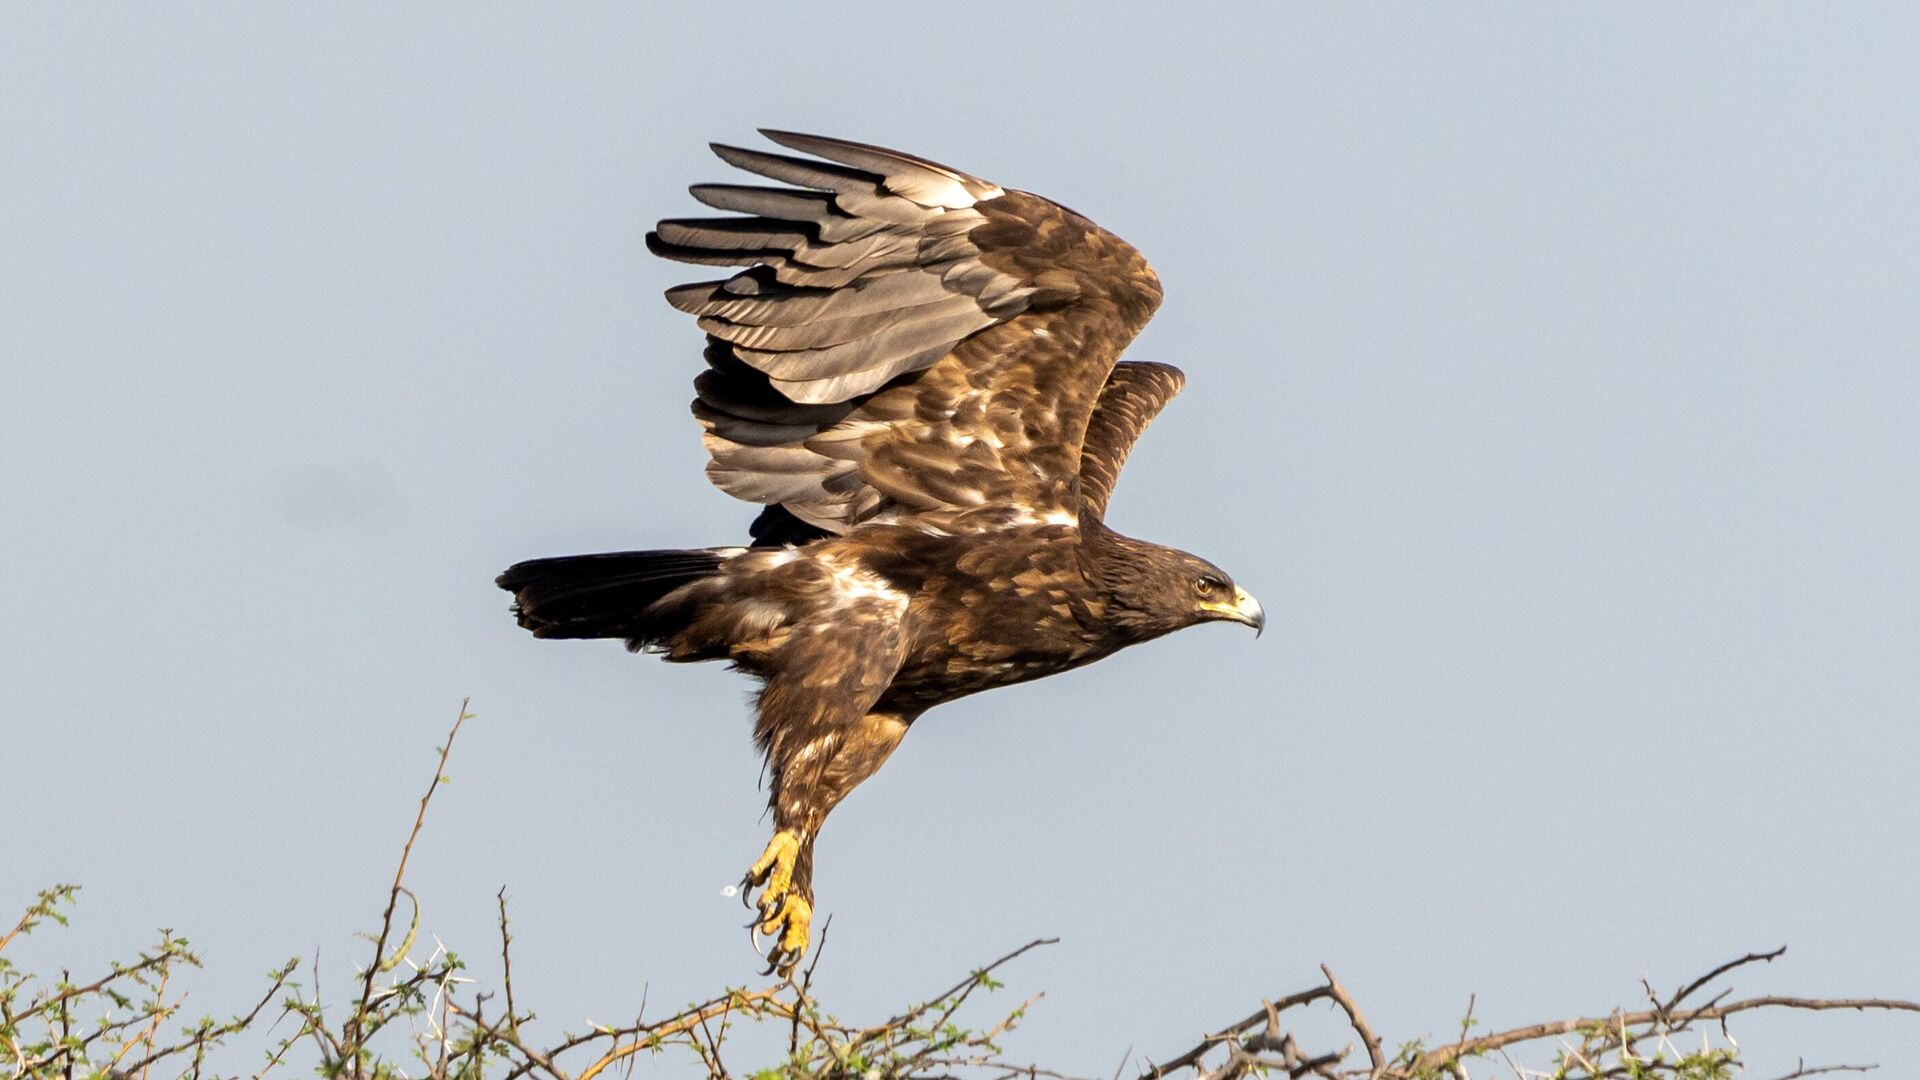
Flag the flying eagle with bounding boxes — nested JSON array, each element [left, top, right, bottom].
[[498, 132, 1264, 972]]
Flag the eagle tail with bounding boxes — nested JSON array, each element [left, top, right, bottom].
[[496, 548, 737, 644]]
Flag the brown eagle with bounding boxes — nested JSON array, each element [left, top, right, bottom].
[[498, 132, 1264, 972]]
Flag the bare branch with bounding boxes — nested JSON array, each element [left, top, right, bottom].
[[1660, 945, 1788, 1018], [1320, 965, 1385, 1080], [1766, 1061, 1878, 1080], [849, 936, 1059, 1050], [497, 887, 521, 1038], [1406, 994, 1918, 1076], [15, 695, 1916, 1080], [347, 697, 473, 1073], [1140, 985, 1334, 1079]]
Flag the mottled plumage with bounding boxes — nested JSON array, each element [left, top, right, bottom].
[[498, 132, 1263, 972]]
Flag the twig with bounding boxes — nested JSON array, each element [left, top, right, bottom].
[[12, 953, 175, 1025], [106, 960, 173, 1079], [1319, 965, 1384, 1080], [348, 697, 473, 1072], [117, 963, 296, 1077], [575, 987, 791, 1080], [1139, 985, 1333, 1079], [497, 888, 520, 1037], [1766, 1060, 1877, 1080], [849, 936, 1058, 1050], [694, 1001, 728, 1079], [251, 1014, 300, 1080], [984, 991, 1046, 1043], [1407, 995, 1920, 1075], [60, 975, 71, 1080], [0, 889, 73, 957], [788, 915, 830, 1058], [1660, 946, 1787, 1019]]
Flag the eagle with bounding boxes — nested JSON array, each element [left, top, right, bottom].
[[498, 132, 1264, 973]]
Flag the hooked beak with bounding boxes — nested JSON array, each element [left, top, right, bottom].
[[1202, 586, 1266, 637]]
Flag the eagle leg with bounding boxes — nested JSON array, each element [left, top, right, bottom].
[[743, 707, 915, 974], [742, 603, 912, 974]]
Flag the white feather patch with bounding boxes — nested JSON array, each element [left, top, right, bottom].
[[819, 552, 909, 614]]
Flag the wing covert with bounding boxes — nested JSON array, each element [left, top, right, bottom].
[[1077, 362, 1186, 520], [650, 132, 1164, 536]]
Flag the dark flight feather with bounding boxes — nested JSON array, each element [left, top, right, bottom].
[[649, 133, 1163, 535], [497, 550, 734, 641]]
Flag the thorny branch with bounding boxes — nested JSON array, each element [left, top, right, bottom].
[[1141, 946, 1917, 1080], [7, 698, 1916, 1079], [345, 697, 474, 1074]]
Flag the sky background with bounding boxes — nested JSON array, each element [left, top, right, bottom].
[[4, 4, 1917, 1075]]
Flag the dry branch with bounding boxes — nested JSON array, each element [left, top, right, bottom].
[[8, 698, 1915, 1080]]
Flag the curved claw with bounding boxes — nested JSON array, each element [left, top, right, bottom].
[[747, 830, 800, 893], [757, 894, 812, 976], [740, 830, 811, 975]]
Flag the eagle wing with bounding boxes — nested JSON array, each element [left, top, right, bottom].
[[650, 131, 1164, 536], [1076, 361, 1187, 521]]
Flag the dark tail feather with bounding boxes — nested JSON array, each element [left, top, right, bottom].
[[496, 548, 733, 643]]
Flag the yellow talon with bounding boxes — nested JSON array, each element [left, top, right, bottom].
[[744, 830, 812, 973], [753, 893, 812, 974], [748, 829, 800, 896], [777, 895, 811, 957], [758, 892, 812, 948]]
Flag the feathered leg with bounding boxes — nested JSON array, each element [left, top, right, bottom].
[[724, 564, 912, 974], [744, 703, 913, 974]]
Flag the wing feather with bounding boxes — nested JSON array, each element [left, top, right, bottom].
[[668, 270, 955, 326], [650, 133, 1164, 536], [1077, 362, 1187, 520], [688, 184, 893, 243], [700, 293, 983, 352], [760, 129, 1003, 208], [736, 306, 998, 383]]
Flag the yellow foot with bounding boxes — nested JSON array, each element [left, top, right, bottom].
[[758, 893, 812, 975], [747, 830, 800, 900], [742, 830, 811, 974]]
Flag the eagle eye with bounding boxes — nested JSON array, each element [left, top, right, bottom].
[[1195, 575, 1226, 599]]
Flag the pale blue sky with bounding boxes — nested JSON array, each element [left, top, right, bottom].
[[4, 4, 1917, 1075]]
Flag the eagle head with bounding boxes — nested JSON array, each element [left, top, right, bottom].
[[1096, 534, 1265, 641]]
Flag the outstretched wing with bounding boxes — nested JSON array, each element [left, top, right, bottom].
[[1078, 361, 1186, 520], [650, 131, 1163, 536]]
